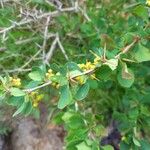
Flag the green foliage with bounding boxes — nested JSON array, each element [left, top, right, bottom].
[[134, 43, 150, 62], [75, 82, 90, 101], [58, 85, 72, 109], [0, 0, 150, 149], [10, 88, 26, 97]]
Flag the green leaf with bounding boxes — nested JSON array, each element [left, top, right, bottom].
[[122, 63, 133, 79], [13, 101, 27, 117], [117, 68, 134, 88], [65, 62, 80, 71], [25, 81, 40, 89], [28, 71, 43, 81], [10, 88, 26, 97], [96, 65, 112, 80], [134, 44, 150, 62], [133, 137, 141, 147], [6, 96, 24, 106], [50, 75, 68, 86], [69, 70, 82, 78], [133, 5, 149, 21], [140, 139, 150, 150], [120, 142, 130, 150], [68, 115, 85, 129], [76, 142, 91, 150], [0, 76, 6, 85], [88, 79, 98, 89], [102, 145, 114, 150], [62, 111, 74, 122], [23, 101, 33, 116], [128, 108, 139, 120], [31, 108, 40, 119], [58, 85, 72, 109], [31, 0, 44, 4], [75, 82, 90, 101], [103, 59, 118, 70], [0, 91, 5, 101]]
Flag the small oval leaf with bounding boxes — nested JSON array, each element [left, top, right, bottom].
[[10, 88, 26, 97], [58, 85, 72, 109], [75, 82, 90, 101]]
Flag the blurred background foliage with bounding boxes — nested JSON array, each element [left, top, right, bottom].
[[0, 0, 150, 150]]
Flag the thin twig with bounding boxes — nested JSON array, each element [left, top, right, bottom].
[[115, 38, 139, 59], [0, 0, 4, 8], [23, 81, 52, 92], [42, 16, 51, 61], [78, 6, 91, 22], [15, 37, 38, 45], [57, 36, 69, 60], [69, 69, 95, 79], [4, 68, 31, 73], [20, 49, 42, 69], [44, 35, 58, 64]]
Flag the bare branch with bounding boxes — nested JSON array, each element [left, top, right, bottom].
[[77, 6, 91, 22], [20, 49, 42, 69], [115, 38, 139, 59], [4, 68, 31, 73], [69, 69, 95, 79], [23, 81, 52, 93], [44, 35, 58, 64], [0, 6, 78, 34], [42, 16, 51, 61], [57, 36, 69, 61]]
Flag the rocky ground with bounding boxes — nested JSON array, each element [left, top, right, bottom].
[[0, 117, 64, 150]]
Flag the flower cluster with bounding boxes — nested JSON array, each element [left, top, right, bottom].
[[75, 56, 100, 84], [9, 77, 21, 87], [78, 61, 95, 71], [93, 56, 101, 65], [45, 69, 60, 89], [46, 69, 55, 78], [146, 0, 150, 6], [74, 75, 85, 85], [29, 91, 43, 107]]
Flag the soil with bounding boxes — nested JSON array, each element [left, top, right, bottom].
[[0, 117, 64, 150]]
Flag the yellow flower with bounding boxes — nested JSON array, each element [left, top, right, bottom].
[[94, 56, 101, 65], [9, 77, 13, 81], [46, 73, 50, 77], [121, 136, 126, 141], [45, 70, 54, 78], [36, 94, 44, 101], [52, 82, 60, 89], [30, 91, 37, 97], [33, 102, 38, 107], [56, 72, 60, 76], [75, 76, 85, 85], [78, 64, 85, 69], [48, 69, 53, 73], [30, 92, 43, 107], [146, 0, 150, 6], [85, 62, 92, 68], [85, 62, 96, 70], [56, 84, 60, 89], [11, 77, 21, 87], [52, 82, 57, 87]]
